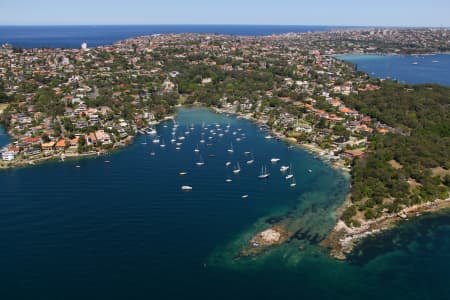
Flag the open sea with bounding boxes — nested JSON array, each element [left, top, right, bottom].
[[0, 25, 344, 48], [1, 26, 450, 300]]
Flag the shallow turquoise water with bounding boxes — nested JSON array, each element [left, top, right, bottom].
[[337, 53, 450, 86]]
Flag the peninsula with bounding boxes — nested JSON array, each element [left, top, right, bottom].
[[0, 28, 449, 259]]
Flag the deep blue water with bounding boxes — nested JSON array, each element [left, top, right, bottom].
[[337, 54, 450, 86], [3, 109, 450, 299], [0, 25, 344, 48], [0, 125, 10, 149], [0, 108, 350, 299]]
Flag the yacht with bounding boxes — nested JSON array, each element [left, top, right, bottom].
[[152, 137, 160, 144], [147, 128, 157, 135], [181, 185, 193, 191], [196, 155, 205, 166], [241, 194, 249, 199], [258, 165, 270, 179], [285, 168, 294, 180], [290, 178, 297, 187], [270, 158, 280, 163], [160, 140, 166, 148], [179, 172, 188, 176], [280, 165, 289, 172], [225, 178, 233, 183], [225, 161, 232, 167], [246, 154, 255, 165], [233, 162, 241, 174], [227, 143, 234, 153], [194, 144, 200, 153]]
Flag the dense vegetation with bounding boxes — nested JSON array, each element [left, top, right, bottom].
[[341, 82, 450, 226]]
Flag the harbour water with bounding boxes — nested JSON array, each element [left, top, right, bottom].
[[0, 125, 9, 148], [3, 108, 450, 299], [0, 108, 351, 299], [337, 53, 450, 86]]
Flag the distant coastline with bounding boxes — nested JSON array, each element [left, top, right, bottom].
[[0, 24, 350, 48]]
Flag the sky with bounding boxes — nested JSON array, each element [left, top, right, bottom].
[[0, 0, 449, 27]]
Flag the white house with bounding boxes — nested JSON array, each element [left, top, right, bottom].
[[1, 151, 16, 161]]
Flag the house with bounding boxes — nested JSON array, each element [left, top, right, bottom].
[[95, 130, 111, 144], [343, 149, 365, 159], [55, 139, 66, 151], [162, 79, 175, 91], [41, 141, 55, 152], [1, 151, 16, 161], [86, 132, 97, 146], [69, 137, 79, 147]]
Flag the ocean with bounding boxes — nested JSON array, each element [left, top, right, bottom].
[[0, 25, 345, 48]]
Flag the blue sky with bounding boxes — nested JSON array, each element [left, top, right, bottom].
[[1, 0, 449, 27]]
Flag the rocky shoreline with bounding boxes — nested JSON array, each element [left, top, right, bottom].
[[321, 195, 450, 260]]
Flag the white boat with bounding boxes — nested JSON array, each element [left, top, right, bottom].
[[152, 138, 160, 144], [290, 178, 297, 187], [176, 147, 181, 150], [285, 168, 294, 180], [236, 137, 241, 142], [270, 158, 280, 163], [412, 61, 418, 65], [246, 154, 255, 165], [265, 135, 273, 139], [178, 136, 185, 141], [147, 128, 157, 135], [196, 155, 205, 166], [170, 138, 176, 143], [225, 161, 232, 167], [241, 194, 249, 198], [181, 185, 193, 191], [308, 169, 312, 173], [160, 140, 166, 148], [280, 165, 289, 172], [233, 162, 241, 174], [150, 152, 156, 156], [225, 178, 233, 182], [194, 144, 200, 153], [227, 143, 234, 153], [179, 172, 188, 176], [258, 165, 270, 179], [244, 151, 251, 155]]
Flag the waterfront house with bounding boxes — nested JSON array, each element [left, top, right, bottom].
[[55, 139, 67, 151], [1, 151, 16, 161]]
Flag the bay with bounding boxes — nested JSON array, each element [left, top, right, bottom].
[[0, 125, 9, 148], [0, 107, 351, 299], [1, 107, 450, 300], [337, 53, 450, 86]]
